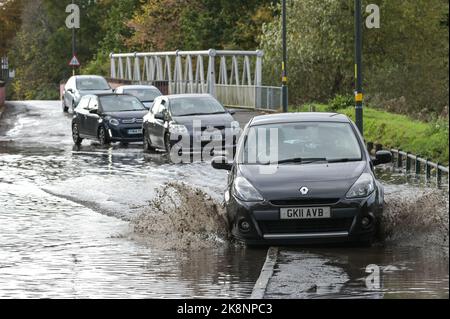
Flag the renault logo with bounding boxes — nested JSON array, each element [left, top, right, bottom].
[[299, 187, 309, 195]]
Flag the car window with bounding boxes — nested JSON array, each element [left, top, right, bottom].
[[78, 97, 90, 110], [151, 99, 161, 114], [240, 122, 363, 164], [88, 97, 99, 110], [66, 77, 75, 90], [169, 96, 226, 116], [99, 95, 146, 112], [76, 77, 110, 91], [123, 88, 162, 102]]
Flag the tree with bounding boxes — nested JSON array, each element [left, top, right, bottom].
[[260, 0, 449, 117]]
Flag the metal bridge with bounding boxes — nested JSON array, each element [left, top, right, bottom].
[[109, 50, 281, 111]]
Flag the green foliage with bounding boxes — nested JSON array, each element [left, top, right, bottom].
[[328, 94, 354, 112], [291, 104, 449, 165], [261, 0, 449, 118]]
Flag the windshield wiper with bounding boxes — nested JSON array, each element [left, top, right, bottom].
[[327, 158, 361, 163], [273, 157, 328, 165]]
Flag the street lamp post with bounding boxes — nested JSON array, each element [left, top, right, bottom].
[[72, 0, 76, 76], [354, 0, 364, 135], [282, 0, 288, 113]]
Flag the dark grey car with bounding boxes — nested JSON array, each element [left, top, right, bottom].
[[212, 113, 392, 246], [142, 94, 239, 157]]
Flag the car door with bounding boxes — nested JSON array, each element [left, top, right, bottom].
[[85, 97, 101, 137], [152, 98, 169, 148], [64, 77, 75, 108], [76, 96, 90, 136], [147, 98, 161, 147]]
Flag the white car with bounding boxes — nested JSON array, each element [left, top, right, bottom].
[[114, 85, 162, 109], [62, 75, 113, 112]]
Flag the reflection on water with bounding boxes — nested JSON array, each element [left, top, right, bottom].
[[267, 247, 449, 299], [375, 165, 449, 192], [0, 183, 266, 298]]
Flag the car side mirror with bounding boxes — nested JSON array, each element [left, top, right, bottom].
[[67, 88, 74, 94], [89, 108, 98, 114], [228, 109, 236, 115], [211, 156, 233, 171], [373, 150, 392, 166]]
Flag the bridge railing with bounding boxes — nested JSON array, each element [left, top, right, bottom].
[[367, 142, 449, 187], [109, 49, 281, 111]]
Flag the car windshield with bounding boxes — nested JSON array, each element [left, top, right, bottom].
[[99, 95, 146, 112], [77, 77, 110, 90], [123, 88, 161, 102], [169, 96, 226, 116], [239, 122, 363, 165]]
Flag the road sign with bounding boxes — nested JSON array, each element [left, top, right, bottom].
[[69, 55, 80, 67]]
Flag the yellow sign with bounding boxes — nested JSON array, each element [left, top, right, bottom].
[[355, 93, 364, 102]]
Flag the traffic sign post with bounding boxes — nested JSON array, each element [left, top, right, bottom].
[[69, 55, 80, 76]]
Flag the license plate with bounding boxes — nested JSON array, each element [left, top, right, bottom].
[[201, 134, 222, 142], [280, 207, 331, 220], [128, 129, 143, 135]]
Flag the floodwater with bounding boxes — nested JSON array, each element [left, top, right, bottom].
[[0, 101, 448, 299]]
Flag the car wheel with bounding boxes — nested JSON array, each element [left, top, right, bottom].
[[143, 131, 154, 153], [98, 127, 111, 146], [62, 99, 68, 113], [72, 123, 83, 145]]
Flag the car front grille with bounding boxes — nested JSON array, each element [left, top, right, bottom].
[[121, 118, 143, 124], [270, 198, 340, 206], [259, 218, 354, 235]]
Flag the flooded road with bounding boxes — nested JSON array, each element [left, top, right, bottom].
[[0, 101, 448, 299], [0, 101, 266, 298]]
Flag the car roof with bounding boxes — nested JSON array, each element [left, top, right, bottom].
[[116, 85, 160, 90], [249, 112, 352, 126], [74, 75, 106, 80], [81, 93, 131, 98], [162, 93, 214, 100]]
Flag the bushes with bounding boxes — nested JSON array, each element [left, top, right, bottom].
[[327, 94, 354, 112]]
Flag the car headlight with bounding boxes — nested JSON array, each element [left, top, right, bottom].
[[169, 124, 188, 134], [109, 119, 120, 126], [233, 176, 264, 202], [346, 173, 375, 198]]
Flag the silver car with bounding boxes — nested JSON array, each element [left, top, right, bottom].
[[114, 85, 162, 109], [62, 75, 113, 112]]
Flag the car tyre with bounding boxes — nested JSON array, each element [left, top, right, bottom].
[[72, 123, 83, 145], [98, 127, 111, 146], [62, 99, 68, 113]]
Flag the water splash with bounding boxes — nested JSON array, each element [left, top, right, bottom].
[[382, 185, 449, 250], [132, 182, 230, 251]]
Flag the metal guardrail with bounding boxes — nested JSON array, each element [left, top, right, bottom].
[[367, 142, 449, 187], [216, 85, 281, 111], [109, 49, 282, 110]]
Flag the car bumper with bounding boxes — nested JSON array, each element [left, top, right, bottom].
[[226, 191, 382, 245], [169, 135, 238, 155], [107, 124, 144, 142]]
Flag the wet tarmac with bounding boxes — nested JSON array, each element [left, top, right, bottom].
[[0, 101, 266, 298], [0, 101, 448, 299]]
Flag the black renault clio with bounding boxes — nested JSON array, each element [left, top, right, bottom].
[[212, 113, 392, 246], [72, 93, 148, 145]]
